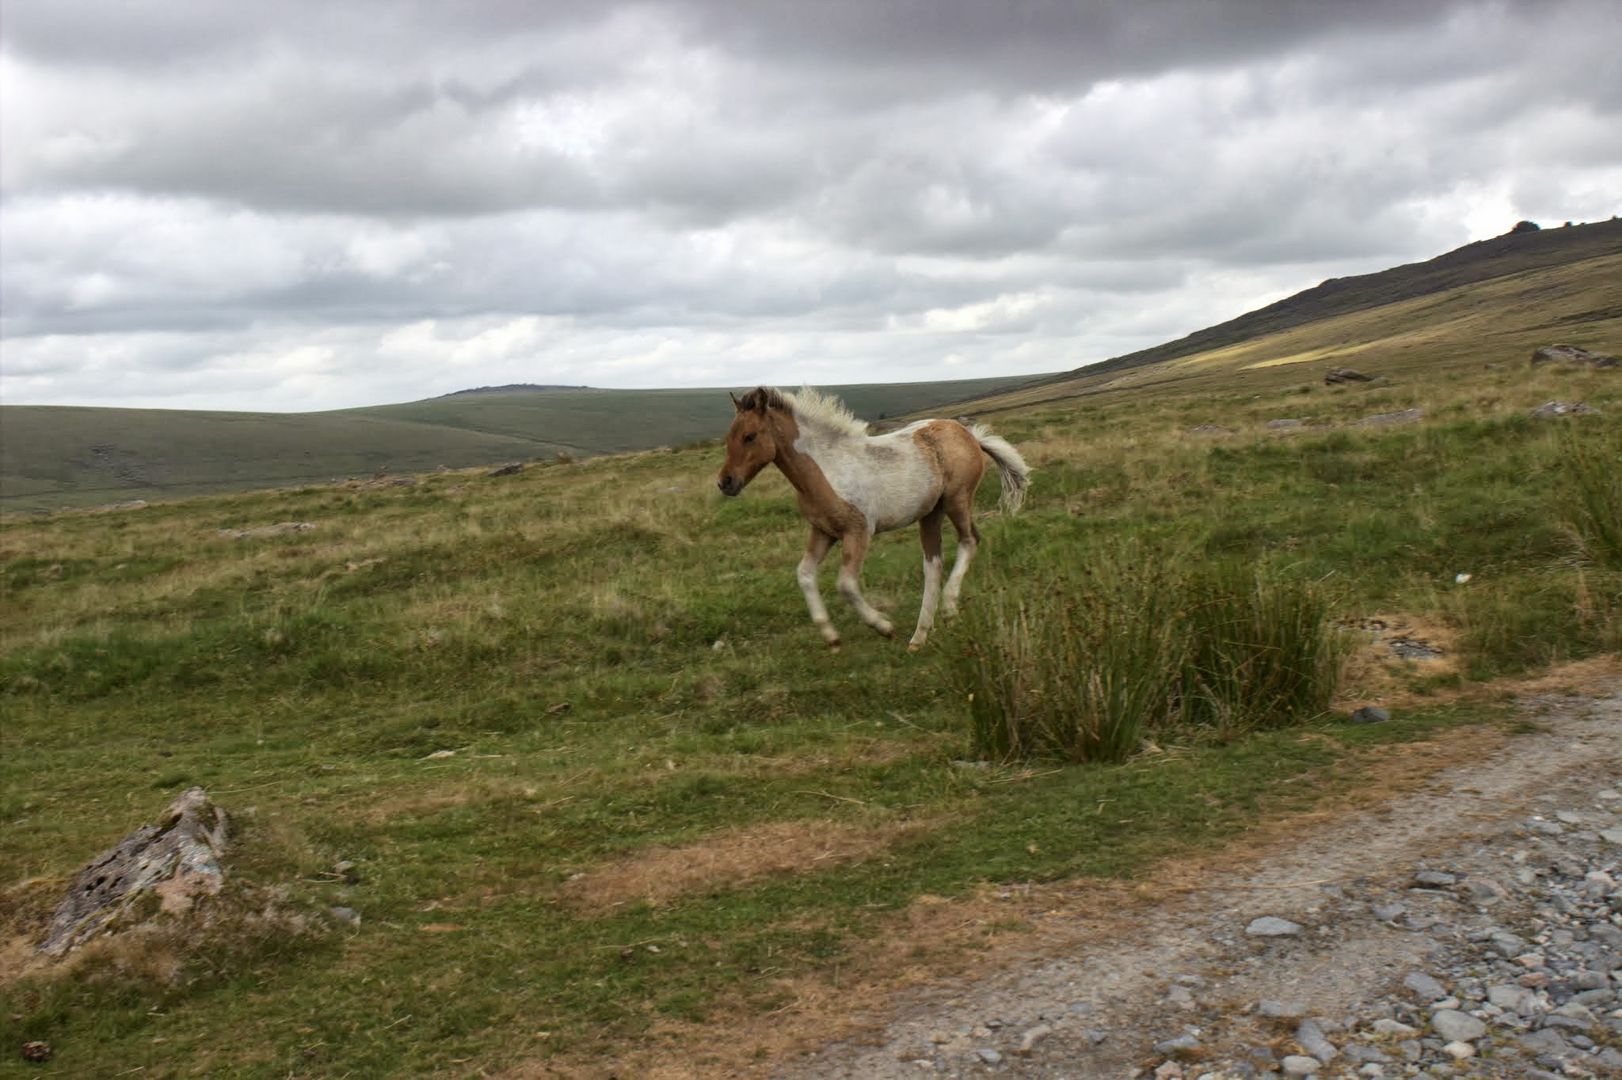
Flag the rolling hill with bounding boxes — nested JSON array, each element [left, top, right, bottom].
[[0, 375, 1037, 512]]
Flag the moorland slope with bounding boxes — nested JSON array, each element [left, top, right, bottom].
[[962, 218, 1622, 415], [0, 375, 1035, 512]]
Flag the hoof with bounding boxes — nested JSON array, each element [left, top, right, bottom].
[[827, 638, 842, 651], [873, 621, 895, 638], [907, 640, 925, 653]]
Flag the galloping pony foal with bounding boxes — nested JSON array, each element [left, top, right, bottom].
[[716, 387, 1029, 650]]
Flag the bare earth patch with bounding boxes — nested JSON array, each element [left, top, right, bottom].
[[1336, 611, 1463, 709], [560, 818, 937, 911]]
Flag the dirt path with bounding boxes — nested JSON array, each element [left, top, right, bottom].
[[780, 681, 1622, 1079]]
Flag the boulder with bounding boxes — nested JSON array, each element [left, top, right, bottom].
[[1353, 408, 1424, 427], [1530, 344, 1618, 369], [39, 787, 229, 957], [218, 521, 315, 540], [1531, 400, 1598, 419], [1325, 367, 1376, 385]]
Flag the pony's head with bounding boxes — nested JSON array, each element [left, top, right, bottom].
[[717, 387, 787, 496]]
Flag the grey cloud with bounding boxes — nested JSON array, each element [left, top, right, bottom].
[[3, 0, 1619, 411]]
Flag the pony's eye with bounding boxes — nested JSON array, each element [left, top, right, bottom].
[[743, 433, 757, 443]]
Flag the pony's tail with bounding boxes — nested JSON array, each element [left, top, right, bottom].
[[969, 424, 1030, 515]]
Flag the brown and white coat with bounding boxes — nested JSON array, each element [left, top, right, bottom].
[[717, 387, 1029, 650]]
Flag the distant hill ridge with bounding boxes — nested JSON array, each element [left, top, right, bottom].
[[1065, 217, 1622, 380], [441, 384, 590, 396]]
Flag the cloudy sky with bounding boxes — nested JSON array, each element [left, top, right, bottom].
[[2, 1, 1618, 412]]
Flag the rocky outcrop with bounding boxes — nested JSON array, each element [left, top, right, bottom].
[[1531, 400, 1599, 419], [39, 788, 229, 957], [1530, 344, 1618, 369]]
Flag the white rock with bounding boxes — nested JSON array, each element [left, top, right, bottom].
[[1246, 916, 1304, 937], [1015, 1024, 1052, 1056]]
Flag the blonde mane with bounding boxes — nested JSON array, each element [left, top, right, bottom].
[[781, 387, 870, 439]]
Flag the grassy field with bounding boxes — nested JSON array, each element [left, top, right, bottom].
[[0, 376, 1040, 513], [2, 337, 1618, 1075]]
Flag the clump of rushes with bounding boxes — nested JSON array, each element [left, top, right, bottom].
[[1559, 425, 1622, 571], [1178, 561, 1346, 737], [956, 548, 1346, 763]]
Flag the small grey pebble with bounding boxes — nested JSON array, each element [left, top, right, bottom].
[[1403, 971, 1449, 1001], [1246, 916, 1304, 937]]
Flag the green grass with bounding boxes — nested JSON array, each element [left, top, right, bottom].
[[2, 334, 1619, 1076]]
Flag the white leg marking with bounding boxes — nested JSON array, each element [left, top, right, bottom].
[[798, 552, 840, 646], [839, 571, 894, 637], [909, 553, 945, 650], [942, 538, 977, 617]]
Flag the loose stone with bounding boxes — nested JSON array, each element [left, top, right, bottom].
[[1295, 1018, 1338, 1063], [1246, 916, 1304, 937], [1402, 972, 1449, 1001], [1429, 1009, 1486, 1042], [1014, 1024, 1051, 1056]]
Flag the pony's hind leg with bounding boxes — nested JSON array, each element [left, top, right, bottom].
[[941, 494, 980, 618], [798, 529, 841, 648], [837, 530, 894, 638], [908, 505, 945, 651]]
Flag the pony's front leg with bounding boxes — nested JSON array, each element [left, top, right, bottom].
[[797, 529, 842, 648], [837, 530, 894, 638]]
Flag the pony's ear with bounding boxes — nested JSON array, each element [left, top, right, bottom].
[[729, 391, 743, 412]]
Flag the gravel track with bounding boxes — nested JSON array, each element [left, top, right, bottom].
[[785, 683, 1622, 1080]]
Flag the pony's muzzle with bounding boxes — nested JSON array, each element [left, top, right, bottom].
[[718, 474, 741, 496]]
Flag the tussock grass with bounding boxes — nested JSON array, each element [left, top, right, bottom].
[[1559, 424, 1622, 569], [957, 551, 1345, 762]]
